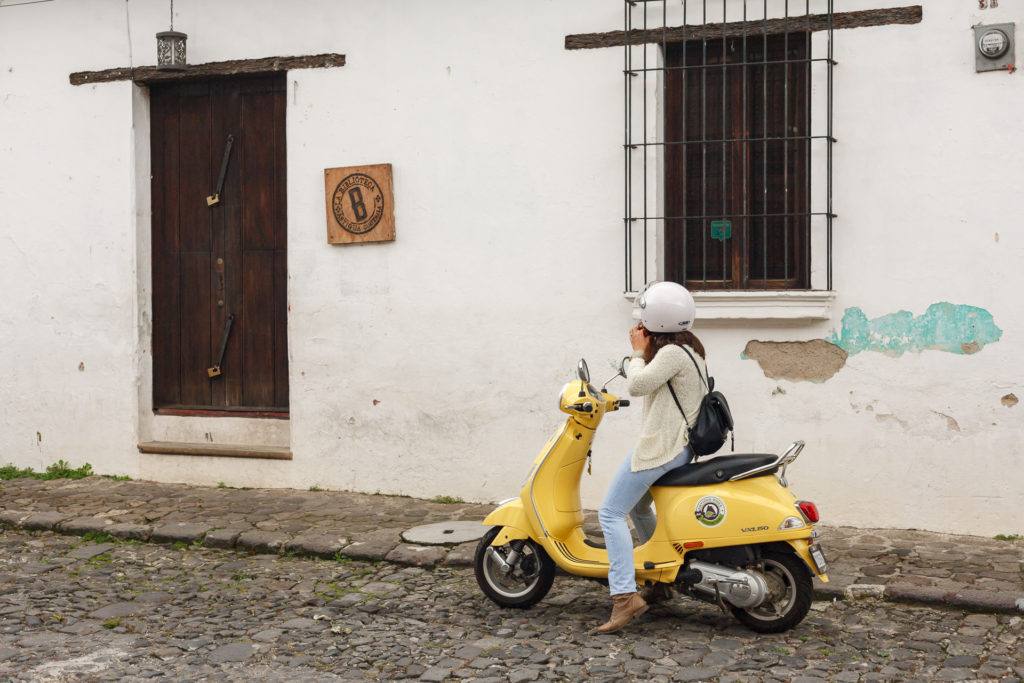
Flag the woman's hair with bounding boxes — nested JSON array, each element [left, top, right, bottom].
[[643, 329, 706, 364]]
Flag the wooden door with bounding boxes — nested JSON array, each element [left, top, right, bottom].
[[151, 74, 288, 416]]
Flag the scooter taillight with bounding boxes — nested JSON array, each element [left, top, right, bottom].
[[797, 501, 820, 524]]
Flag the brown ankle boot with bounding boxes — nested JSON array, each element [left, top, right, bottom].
[[593, 592, 648, 634]]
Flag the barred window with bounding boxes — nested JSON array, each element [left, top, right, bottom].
[[624, 1, 835, 293]]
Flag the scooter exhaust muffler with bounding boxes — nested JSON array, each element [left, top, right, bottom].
[[684, 561, 770, 609]]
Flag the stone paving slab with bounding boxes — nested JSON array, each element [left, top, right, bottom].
[[0, 476, 1021, 615]]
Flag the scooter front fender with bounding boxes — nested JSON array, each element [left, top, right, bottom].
[[483, 499, 533, 546]]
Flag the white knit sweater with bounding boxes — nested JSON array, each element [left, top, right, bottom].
[[626, 343, 708, 472]]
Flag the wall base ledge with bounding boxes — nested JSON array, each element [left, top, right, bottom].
[[138, 441, 292, 461]]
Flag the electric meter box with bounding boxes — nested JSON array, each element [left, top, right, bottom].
[[974, 23, 1015, 72]]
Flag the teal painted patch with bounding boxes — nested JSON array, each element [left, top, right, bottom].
[[829, 303, 1002, 356]]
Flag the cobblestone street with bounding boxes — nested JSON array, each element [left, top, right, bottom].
[[1, 529, 1021, 682], [3, 477, 1022, 614]]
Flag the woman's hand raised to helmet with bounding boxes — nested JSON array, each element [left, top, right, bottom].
[[629, 323, 650, 354]]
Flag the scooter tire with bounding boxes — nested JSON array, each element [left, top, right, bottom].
[[730, 549, 813, 634], [474, 526, 555, 609]]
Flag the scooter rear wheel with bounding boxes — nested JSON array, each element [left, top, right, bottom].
[[729, 549, 812, 634], [474, 526, 555, 609]]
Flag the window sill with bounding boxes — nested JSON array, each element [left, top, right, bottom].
[[623, 290, 836, 320], [138, 441, 292, 460]]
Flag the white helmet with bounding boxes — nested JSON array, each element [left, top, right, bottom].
[[632, 281, 696, 332]]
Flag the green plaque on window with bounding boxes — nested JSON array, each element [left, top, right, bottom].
[[710, 219, 732, 241]]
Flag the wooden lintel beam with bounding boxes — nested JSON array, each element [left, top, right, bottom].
[[565, 5, 922, 50], [69, 53, 345, 86]]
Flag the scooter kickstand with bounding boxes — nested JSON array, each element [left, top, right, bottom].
[[713, 583, 728, 613]]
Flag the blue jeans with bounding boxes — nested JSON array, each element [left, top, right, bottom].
[[598, 448, 693, 595]]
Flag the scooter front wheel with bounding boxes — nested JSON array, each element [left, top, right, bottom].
[[730, 549, 813, 634], [474, 526, 555, 609]]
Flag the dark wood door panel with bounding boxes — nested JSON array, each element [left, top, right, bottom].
[[665, 33, 810, 290], [274, 92, 287, 254], [151, 74, 288, 414], [240, 91, 280, 251], [210, 80, 241, 409], [179, 253, 213, 406], [177, 91, 214, 254], [241, 250, 276, 407], [151, 90, 181, 408], [273, 250, 289, 408]]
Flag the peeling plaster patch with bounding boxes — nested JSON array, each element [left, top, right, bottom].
[[1002, 393, 1019, 407], [829, 303, 1002, 357], [932, 411, 961, 432], [742, 340, 848, 383]]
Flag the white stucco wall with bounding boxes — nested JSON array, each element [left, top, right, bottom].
[[1, 0, 1020, 535]]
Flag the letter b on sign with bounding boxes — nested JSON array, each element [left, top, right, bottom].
[[348, 187, 368, 221]]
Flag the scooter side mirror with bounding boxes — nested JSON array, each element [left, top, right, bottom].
[[577, 359, 590, 384]]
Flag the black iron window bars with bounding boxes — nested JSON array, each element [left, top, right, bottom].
[[624, 0, 835, 293]]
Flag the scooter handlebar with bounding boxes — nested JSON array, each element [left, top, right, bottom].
[[617, 399, 630, 407]]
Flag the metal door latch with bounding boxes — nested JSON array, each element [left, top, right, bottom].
[[207, 313, 235, 378], [206, 134, 234, 206]]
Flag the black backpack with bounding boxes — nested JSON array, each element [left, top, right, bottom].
[[666, 346, 735, 458]]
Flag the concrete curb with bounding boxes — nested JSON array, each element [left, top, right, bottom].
[[0, 513, 477, 569], [2, 514, 1021, 615], [882, 584, 1024, 615], [812, 581, 1024, 615]]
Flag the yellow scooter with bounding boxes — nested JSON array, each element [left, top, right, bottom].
[[475, 359, 829, 633]]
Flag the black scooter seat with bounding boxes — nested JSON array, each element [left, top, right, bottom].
[[654, 454, 779, 487]]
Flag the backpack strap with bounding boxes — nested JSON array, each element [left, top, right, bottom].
[[666, 344, 707, 421], [678, 345, 709, 390], [666, 381, 700, 462], [666, 382, 688, 423]]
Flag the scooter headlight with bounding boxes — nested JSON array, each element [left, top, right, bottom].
[[778, 516, 806, 531]]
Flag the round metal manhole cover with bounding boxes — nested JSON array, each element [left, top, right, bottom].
[[400, 521, 486, 546]]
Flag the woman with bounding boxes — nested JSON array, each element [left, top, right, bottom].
[[595, 281, 708, 634]]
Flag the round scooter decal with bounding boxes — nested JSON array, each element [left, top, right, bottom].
[[695, 495, 727, 527]]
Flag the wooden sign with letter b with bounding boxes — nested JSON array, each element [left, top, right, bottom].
[[325, 163, 395, 244]]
